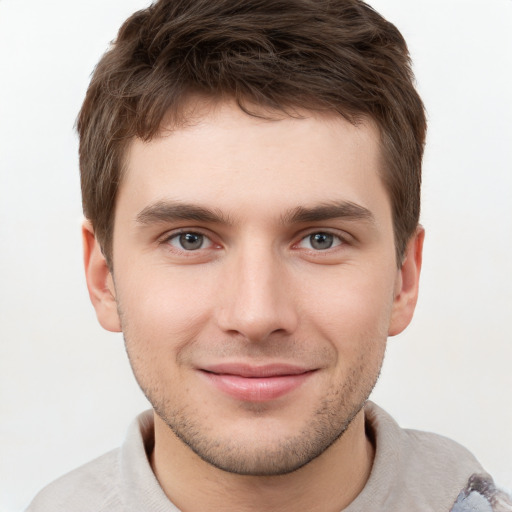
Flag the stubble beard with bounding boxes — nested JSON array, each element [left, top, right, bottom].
[[124, 332, 384, 477], [155, 380, 373, 476]]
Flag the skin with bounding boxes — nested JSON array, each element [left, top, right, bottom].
[[84, 98, 423, 512]]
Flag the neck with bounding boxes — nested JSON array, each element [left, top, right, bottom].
[[150, 409, 374, 512]]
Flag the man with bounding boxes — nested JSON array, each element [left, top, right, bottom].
[[26, 0, 511, 510]]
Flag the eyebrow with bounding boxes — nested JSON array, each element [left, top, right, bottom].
[[136, 201, 232, 225], [135, 200, 374, 226], [281, 201, 375, 225]]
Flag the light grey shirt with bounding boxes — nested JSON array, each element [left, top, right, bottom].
[[26, 402, 510, 511]]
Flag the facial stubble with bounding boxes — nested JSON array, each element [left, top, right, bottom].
[[121, 322, 385, 477]]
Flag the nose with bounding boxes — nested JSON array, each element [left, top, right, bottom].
[[215, 240, 298, 342]]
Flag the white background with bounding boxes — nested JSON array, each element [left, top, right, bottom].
[[0, 0, 511, 510]]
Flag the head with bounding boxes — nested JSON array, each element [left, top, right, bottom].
[[80, 0, 426, 478], [78, 0, 426, 268]]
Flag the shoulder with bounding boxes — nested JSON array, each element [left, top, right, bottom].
[[400, 423, 482, 474], [400, 421, 512, 510], [25, 410, 157, 512], [365, 401, 483, 475], [25, 448, 123, 512], [347, 402, 510, 512]]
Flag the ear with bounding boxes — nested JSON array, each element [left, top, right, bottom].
[[82, 221, 122, 332], [388, 226, 425, 336]]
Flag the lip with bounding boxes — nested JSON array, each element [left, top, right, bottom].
[[198, 363, 315, 402]]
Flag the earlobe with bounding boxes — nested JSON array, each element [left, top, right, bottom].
[[82, 221, 122, 333], [388, 226, 425, 337]]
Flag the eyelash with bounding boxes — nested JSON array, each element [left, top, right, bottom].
[[160, 229, 349, 255], [161, 230, 216, 253], [295, 231, 346, 251]]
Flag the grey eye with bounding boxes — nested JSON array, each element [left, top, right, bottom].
[[169, 232, 211, 251], [297, 232, 343, 251], [309, 232, 334, 250]]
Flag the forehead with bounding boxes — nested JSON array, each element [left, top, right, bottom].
[[118, 98, 389, 224]]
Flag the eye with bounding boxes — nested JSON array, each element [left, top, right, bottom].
[[297, 232, 343, 251], [168, 232, 213, 251]]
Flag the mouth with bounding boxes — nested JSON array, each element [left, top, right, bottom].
[[198, 363, 316, 402]]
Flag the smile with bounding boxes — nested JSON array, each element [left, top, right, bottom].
[[199, 364, 316, 402]]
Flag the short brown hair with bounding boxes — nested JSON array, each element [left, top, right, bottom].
[[77, 0, 426, 266]]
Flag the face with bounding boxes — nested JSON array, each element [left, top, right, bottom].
[[86, 99, 421, 476]]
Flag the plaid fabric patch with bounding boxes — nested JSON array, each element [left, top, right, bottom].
[[451, 475, 512, 512]]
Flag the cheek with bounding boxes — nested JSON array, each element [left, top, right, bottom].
[[117, 285, 200, 398], [296, 263, 396, 348], [118, 262, 216, 324]]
